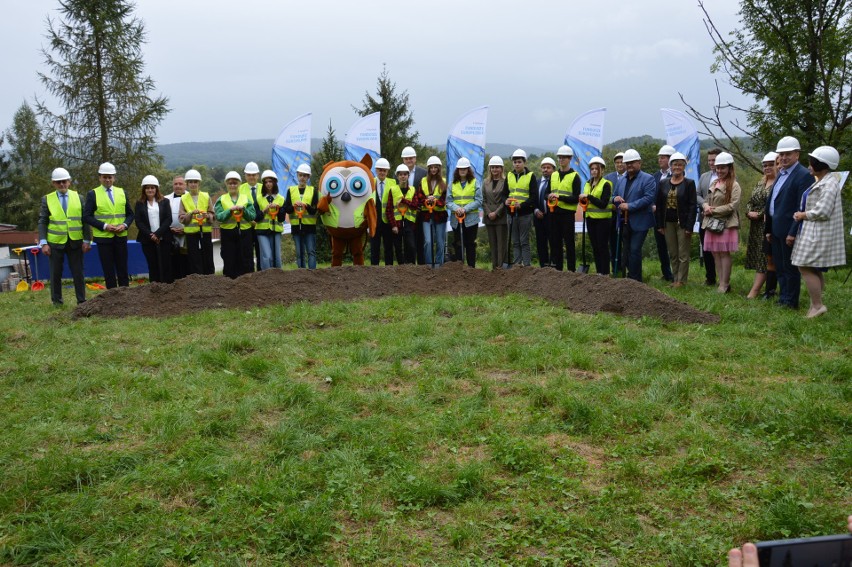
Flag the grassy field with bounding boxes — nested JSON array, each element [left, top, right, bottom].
[[0, 262, 849, 565]]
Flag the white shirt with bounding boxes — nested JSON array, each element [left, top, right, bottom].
[[147, 201, 160, 233]]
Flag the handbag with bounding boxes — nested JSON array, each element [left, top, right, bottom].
[[706, 216, 727, 233]]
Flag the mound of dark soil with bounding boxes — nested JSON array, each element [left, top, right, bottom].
[[72, 264, 720, 324]]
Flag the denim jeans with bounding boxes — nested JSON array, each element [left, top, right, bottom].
[[257, 232, 282, 270], [422, 219, 446, 266], [293, 232, 316, 269]]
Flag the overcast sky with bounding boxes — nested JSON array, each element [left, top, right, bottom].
[[1, 0, 751, 149]]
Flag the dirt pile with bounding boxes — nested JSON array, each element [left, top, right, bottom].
[[72, 264, 720, 324]]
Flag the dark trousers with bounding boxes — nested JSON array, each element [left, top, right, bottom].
[[549, 213, 576, 271], [48, 241, 86, 304], [699, 227, 716, 283], [370, 221, 394, 265], [220, 228, 253, 279], [391, 222, 417, 264], [94, 236, 129, 288], [141, 240, 172, 283], [171, 246, 188, 280], [533, 214, 550, 267], [653, 228, 673, 280], [453, 223, 478, 267], [771, 234, 800, 307], [587, 217, 611, 275], [625, 225, 649, 282], [186, 232, 214, 275], [414, 219, 426, 265], [609, 212, 619, 273]]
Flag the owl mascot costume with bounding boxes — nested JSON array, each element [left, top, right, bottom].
[[317, 154, 378, 266]]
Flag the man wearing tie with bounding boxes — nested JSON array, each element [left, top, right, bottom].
[[83, 162, 134, 288], [765, 136, 814, 309], [535, 157, 556, 267], [370, 158, 397, 265], [401, 147, 428, 264], [612, 149, 656, 282], [38, 167, 92, 305], [239, 161, 262, 271]]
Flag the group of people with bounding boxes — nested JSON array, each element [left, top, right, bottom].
[[36, 137, 846, 317]]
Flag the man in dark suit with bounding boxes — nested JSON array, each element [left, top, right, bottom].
[[370, 158, 396, 265], [37, 167, 92, 305], [534, 157, 555, 267], [652, 145, 675, 282], [82, 162, 134, 288], [612, 149, 657, 282], [401, 146, 428, 264], [765, 136, 815, 309]]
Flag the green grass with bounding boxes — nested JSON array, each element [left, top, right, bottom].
[[0, 262, 849, 565]]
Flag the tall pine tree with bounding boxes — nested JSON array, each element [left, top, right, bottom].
[[35, 0, 169, 193]]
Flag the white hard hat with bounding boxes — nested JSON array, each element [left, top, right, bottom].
[[588, 156, 606, 167], [141, 175, 160, 187], [613, 152, 625, 160], [658, 145, 676, 156], [244, 162, 260, 174], [540, 157, 557, 168], [456, 157, 471, 169], [98, 162, 116, 175], [669, 152, 687, 163], [401, 146, 417, 158], [714, 152, 734, 166], [395, 164, 410, 175], [296, 164, 311, 175], [775, 136, 801, 152], [184, 169, 202, 181], [761, 152, 778, 163], [225, 171, 241, 182], [375, 158, 391, 170], [622, 149, 641, 163], [808, 146, 840, 170], [426, 156, 442, 167], [512, 148, 527, 160], [488, 156, 504, 168], [51, 167, 71, 182], [261, 169, 277, 180], [557, 145, 574, 157]]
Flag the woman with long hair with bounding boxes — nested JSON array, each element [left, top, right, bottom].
[[413, 156, 448, 267], [745, 152, 777, 298], [255, 170, 285, 270], [135, 175, 173, 283], [445, 158, 482, 267], [481, 155, 508, 269], [701, 152, 741, 293], [791, 146, 846, 318], [583, 156, 615, 275]]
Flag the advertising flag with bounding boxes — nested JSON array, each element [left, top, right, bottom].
[[272, 113, 312, 190], [564, 108, 606, 186], [446, 106, 488, 186], [344, 112, 381, 173], [661, 108, 700, 184]]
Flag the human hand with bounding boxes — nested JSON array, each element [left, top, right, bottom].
[[785, 235, 795, 247], [657, 228, 665, 235], [618, 203, 629, 212], [82, 243, 91, 253], [392, 227, 398, 235], [488, 212, 496, 221], [41, 244, 51, 257], [793, 211, 807, 222]]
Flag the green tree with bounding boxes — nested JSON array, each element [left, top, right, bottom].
[[35, 0, 170, 196], [1, 103, 57, 230], [0, 136, 13, 225], [353, 64, 421, 166], [683, 0, 852, 171], [310, 121, 343, 264]]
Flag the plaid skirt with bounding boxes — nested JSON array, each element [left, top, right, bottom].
[[704, 227, 739, 252]]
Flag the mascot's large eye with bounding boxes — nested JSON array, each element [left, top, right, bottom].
[[324, 175, 344, 197], [348, 176, 369, 197]]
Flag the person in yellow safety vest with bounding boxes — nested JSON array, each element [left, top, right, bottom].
[[215, 171, 256, 278], [387, 163, 418, 264], [582, 156, 615, 275], [178, 168, 215, 275], [283, 163, 318, 269], [82, 162, 134, 288], [370, 157, 397, 265], [505, 149, 537, 267], [37, 167, 92, 305], [239, 161, 262, 271], [255, 169, 286, 270], [548, 145, 582, 271], [412, 155, 448, 267], [446, 157, 482, 267]]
